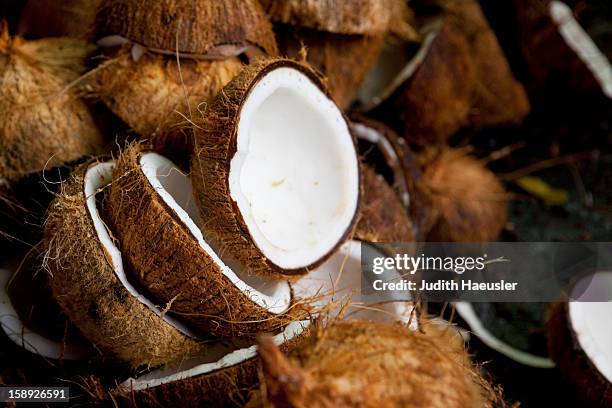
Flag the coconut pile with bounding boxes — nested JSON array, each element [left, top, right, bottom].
[[1, 0, 611, 407]]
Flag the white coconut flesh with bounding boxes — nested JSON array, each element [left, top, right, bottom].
[[568, 270, 612, 382], [139, 153, 291, 315], [229, 67, 360, 270], [549, 1, 612, 98], [0, 268, 89, 360], [454, 302, 555, 368], [84, 162, 195, 337], [119, 319, 309, 391], [293, 240, 417, 329]]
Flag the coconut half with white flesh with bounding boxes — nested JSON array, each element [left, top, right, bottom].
[[106, 144, 307, 339], [44, 161, 205, 368], [548, 271, 612, 405], [192, 59, 361, 278], [0, 267, 90, 360], [105, 320, 310, 408]]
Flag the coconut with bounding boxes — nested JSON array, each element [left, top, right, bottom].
[[0, 23, 107, 182], [3, 249, 94, 360], [255, 319, 501, 408], [356, 165, 414, 243], [106, 144, 307, 339], [18, 0, 103, 40], [548, 271, 612, 406], [514, 0, 611, 101], [90, 45, 243, 143], [0, 265, 91, 361], [367, 0, 529, 145], [274, 25, 385, 109], [43, 160, 206, 368], [260, 0, 392, 36], [96, 0, 277, 58], [191, 59, 361, 278], [417, 147, 508, 242]]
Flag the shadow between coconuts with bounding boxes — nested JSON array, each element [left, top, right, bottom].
[[191, 58, 362, 279]]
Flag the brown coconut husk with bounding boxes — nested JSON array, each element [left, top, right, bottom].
[[372, 0, 529, 145], [548, 302, 612, 406], [260, 0, 393, 36], [418, 147, 508, 242], [106, 144, 308, 339], [18, 0, 103, 40], [191, 58, 360, 279], [80, 321, 311, 408], [274, 25, 385, 109], [256, 319, 501, 408], [0, 23, 107, 182], [95, 0, 278, 57], [43, 161, 205, 368], [355, 165, 414, 243], [89, 45, 243, 140]]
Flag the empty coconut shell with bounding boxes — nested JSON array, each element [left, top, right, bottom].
[[95, 0, 278, 57], [191, 58, 361, 278], [417, 147, 508, 242], [106, 144, 307, 339], [256, 319, 501, 408], [0, 23, 107, 182], [44, 160, 205, 368]]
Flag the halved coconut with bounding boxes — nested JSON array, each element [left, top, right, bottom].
[[417, 147, 508, 242], [356, 165, 414, 243], [18, 0, 103, 40], [43, 160, 205, 368], [106, 144, 306, 339], [192, 59, 361, 278], [364, 0, 529, 145], [548, 271, 612, 405], [293, 240, 417, 328], [0, 24, 107, 182], [514, 0, 611, 100], [255, 319, 502, 408], [96, 0, 277, 59], [455, 302, 555, 368], [0, 266, 91, 360], [100, 320, 310, 407]]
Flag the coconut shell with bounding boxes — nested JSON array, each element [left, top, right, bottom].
[[547, 302, 612, 406], [191, 58, 359, 279], [81, 321, 311, 408], [95, 0, 278, 56], [0, 27, 107, 182], [89, 46, 243, 140], [356, 165, 414, 243], [372, 0, 529, 145], [44, 161, 205, 368], [18, 0, 102, 40], [418, 148, 508, 242], [106, 144, 307, 339], [256, 319, 501, 407], [275, 25, 385, 109], [260, 0, 392, 36]]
